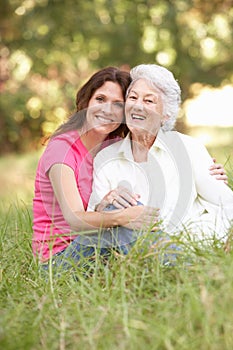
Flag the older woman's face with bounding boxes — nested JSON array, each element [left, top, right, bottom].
[[125, 79, 165, 136]]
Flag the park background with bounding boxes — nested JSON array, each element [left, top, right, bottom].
[[1, 1, 233, 349], [0, 0, 233, 205]]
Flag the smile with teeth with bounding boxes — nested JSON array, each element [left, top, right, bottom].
[[96, 115, 114, 123], [132, 114, 146, 120]]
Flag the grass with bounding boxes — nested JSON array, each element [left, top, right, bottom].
[[1, 203, 233, 350], [0, 148, 233, 350]]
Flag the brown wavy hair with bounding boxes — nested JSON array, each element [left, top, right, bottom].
[[52, 67, 131, 139]]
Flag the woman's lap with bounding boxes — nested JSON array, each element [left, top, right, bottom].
[[40, 203, 181, 274], [40, 229, 180, 275]]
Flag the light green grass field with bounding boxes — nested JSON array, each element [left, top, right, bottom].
[[0, 144, 233, 350]]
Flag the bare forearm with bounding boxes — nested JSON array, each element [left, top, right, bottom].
[[67, 205, 159, 233], [65, 209, 128, 232]]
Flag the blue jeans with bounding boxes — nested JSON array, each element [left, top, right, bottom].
[[40, 204, 181, 275], [40, 234, 137, 277]]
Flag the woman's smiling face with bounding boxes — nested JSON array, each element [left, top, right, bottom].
[[85, 81, 125, 135], [125, 78, 166, 136]]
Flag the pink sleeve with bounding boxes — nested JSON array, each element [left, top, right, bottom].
[[43, 135, 77, 175]]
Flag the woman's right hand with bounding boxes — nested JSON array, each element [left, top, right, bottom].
[[209, 158, 228, 184], [122, 205, 160, 231]]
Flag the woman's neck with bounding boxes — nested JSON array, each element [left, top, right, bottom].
[[79, 129, 107, 157], [131, 132, 156, 162]]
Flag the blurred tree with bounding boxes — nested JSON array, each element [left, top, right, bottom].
[[0, 0, 233, 153]]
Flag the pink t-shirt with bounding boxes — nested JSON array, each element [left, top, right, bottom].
[[32, 131, 94, 262]]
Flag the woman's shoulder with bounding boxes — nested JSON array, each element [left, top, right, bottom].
[[39, 130, 87, 173], [46, 130, 85, 154], [49, 130, 79, 145], [161, 131, 208, 159], [41, 131, 84, 162], [171, 131, 205, 147], [174, 132, 211, 162]]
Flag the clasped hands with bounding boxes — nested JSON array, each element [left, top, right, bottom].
[[96, 186, 160, 231]]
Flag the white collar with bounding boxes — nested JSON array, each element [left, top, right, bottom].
[[117, 129, 169, 160]]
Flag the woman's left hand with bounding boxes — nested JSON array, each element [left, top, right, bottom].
[[209, 158, 228, 184], [95, 186, 140, 211]]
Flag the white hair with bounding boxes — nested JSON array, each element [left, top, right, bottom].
[[128, 64, 181, 131]]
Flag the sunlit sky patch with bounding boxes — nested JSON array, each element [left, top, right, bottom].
[[184, 85, 233, 127]]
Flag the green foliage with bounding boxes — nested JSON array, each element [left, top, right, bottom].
[[1, 0, 233, 153]]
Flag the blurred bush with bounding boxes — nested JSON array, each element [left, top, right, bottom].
[[1, 0, 233, 153]]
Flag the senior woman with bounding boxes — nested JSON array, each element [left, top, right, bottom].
[[88, 64, 233, 246]]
